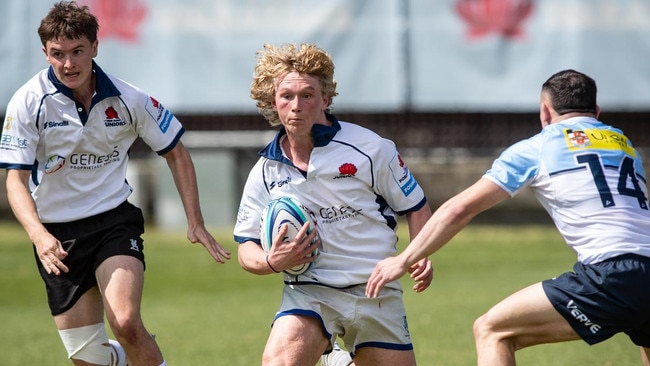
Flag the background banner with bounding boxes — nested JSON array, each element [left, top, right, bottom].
[[1, 0, 648, 114]]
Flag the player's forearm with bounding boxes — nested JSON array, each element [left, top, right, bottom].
[[406, 203, 433, 240], [238, 242, 277, 275], [402, 197, 474, 267], [6, 171, 49, 242], [164, 145, 206, 228]]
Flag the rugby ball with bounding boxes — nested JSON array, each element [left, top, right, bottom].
[[260, 197, 318, 275]]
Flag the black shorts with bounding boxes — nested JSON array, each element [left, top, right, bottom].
[[542, 254, 650, 347], [37, 201, 146, 316]]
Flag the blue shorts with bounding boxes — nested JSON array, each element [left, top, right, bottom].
[[37, 201, 146, 315], [542, 254, 650, 347]]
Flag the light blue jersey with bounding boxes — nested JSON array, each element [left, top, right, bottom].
[[234, 116, 427, 287], [485, 116, 650, 264]]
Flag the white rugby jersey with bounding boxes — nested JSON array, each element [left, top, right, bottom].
[[234, 116, 427, 287], [0, 62, 184, 223], [485, 116, 650, 264]]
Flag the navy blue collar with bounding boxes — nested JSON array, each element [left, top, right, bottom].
[[259, 113, 342, 162], [48, 60, 121, 108]]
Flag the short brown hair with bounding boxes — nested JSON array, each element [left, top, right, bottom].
[[38, 1, 99, 46]]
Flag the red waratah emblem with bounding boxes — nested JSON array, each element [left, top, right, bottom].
[[339, 163, 358, 176], [80, 0, 147, 42], [149, 97, 160, 108], [397, 155, 405, 167], [455, 0, 533, 39], [105, 106, 119, 119]]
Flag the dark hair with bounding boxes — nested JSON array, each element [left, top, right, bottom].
[[541, 69, 597, 115], [37, 1, 99, 46]]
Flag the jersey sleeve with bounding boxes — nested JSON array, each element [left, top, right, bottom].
[[233, 158, 271, 244], [483, 136, 543, 196], [0, 86, 41, 169], [374, 138, 427, 215], [122, 85, 184, 155]]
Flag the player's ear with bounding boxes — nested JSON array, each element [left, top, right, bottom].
[[539, 102, 552, 127], [322, 95, 330, 110], [594, 104, 601, 118]]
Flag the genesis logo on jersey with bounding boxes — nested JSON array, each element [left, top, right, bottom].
[[44, 154, 65, 174]]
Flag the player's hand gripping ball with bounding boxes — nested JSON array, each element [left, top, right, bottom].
[[260, 197, 319, 275]]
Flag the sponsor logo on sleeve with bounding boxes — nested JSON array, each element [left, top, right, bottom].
[[1, 133, 28, 151], [389, 154, 418, 196], [144, 96, 173, 133]]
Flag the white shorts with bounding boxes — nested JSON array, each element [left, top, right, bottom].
[[274, 283, 413, 355]]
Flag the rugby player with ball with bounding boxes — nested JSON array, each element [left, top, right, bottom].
[[234, 43, 433, 366]]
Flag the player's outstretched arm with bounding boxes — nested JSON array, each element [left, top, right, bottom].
[[366, 178, 509, 298], [162, 142, 231, 263]]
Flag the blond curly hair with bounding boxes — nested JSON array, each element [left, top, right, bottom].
[[250, 43, 339, 127]]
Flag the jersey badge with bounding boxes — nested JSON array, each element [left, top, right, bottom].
[[3, 115, 12, 130], [334, 162, 357, 179], [104, 106, 127, 127]]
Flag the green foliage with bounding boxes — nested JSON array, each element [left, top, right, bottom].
[[0, 222, 641, 365]]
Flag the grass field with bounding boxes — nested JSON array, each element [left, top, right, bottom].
[[0, 221, 642, 365]]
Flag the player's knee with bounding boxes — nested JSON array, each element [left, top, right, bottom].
[[58, 322, 111, 364], [473, 313, 488, 338], [107, 312, 141, 341], [473, 312, 500, 344]]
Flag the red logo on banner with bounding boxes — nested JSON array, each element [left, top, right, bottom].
[[80, 0, 148, 42], [456, 0, 533, 39]]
